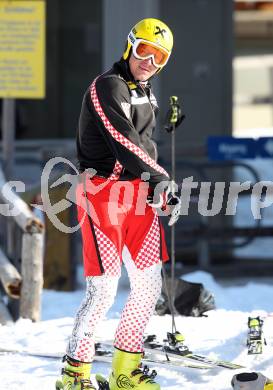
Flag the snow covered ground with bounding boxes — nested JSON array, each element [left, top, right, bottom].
[[0, 270, 273, 390]]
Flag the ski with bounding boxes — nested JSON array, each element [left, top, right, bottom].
[[247, 316, 266, 355], [144, 333, 244, 370], [0, 331, 245, 371], [95, 343, 212, 369], [0, 344, 211, 371], [98, 333, 244, 370]]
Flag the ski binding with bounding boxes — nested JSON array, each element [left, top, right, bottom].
[[247, 317, 266, 355]]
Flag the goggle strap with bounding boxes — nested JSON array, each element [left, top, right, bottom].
[[128, 31, 137, 46]]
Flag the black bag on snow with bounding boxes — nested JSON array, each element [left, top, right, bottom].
[[155, 276, 216, 317]]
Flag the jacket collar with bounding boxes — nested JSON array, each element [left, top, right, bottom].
[[113, 58, 152, 89]]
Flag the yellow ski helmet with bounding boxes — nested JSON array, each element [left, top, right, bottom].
[[123, 18, 173, 68]]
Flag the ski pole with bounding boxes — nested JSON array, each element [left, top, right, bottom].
[[164, 95, 183, 332], [170, 96, 178, 333]]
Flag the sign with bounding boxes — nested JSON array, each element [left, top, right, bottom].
[[207, 136, 256, 160], [0, 1, 45, 98]]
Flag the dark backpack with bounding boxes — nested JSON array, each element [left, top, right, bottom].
[[156, 276, 216, 317]]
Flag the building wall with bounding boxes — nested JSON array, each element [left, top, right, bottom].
[[158, 0, 233, 159]]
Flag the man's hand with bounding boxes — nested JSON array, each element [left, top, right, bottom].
[[147, 186, 181, 226], [166, 192, 181, 226]]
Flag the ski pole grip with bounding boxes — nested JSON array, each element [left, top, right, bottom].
[[169, 96, 179, 125], [164, 95, 184, 133]]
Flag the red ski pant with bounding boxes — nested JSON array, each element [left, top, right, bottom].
[[76, 176, 168, 276]]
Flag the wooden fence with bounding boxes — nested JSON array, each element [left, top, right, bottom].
[[0, 168, 44, 324]]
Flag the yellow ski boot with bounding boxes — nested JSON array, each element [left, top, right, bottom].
[[55, 355, 95, 390], [109, 348, 160, 390]]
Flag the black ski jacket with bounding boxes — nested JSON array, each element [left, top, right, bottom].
[[76, 58, 169, 188]]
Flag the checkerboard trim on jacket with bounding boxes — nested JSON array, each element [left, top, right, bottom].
[[90, 78, 169, 178]]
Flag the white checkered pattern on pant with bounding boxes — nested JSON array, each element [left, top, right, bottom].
[[135, 214, 160, 270], [90, 79, 169, 178], [67, 275, 119, 362], [109, 160, 123, 180], [114, 260, 162, 352], [94, 225, 121, 276]]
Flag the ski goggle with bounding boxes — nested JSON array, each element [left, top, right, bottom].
[[128, 34, 170, 68]]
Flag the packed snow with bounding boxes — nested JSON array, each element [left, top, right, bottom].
[[0, 268, 273, 390]]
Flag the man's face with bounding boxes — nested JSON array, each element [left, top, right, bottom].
[[129, 54, 158, 81]]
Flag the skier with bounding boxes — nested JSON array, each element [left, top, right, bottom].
[[56, 17, 181, 390]]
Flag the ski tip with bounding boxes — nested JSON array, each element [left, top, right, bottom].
[[95, 374, 110, 389]]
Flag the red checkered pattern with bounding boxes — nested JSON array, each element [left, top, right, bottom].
[[134, 214, 160, 270], [67, 258, 162, 360], [90, 79, 169, 178], [109, 160, 123, 180], [73, 338, 94, 362], [114, 261, 162, 352], [94, 225, 121, 276]]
